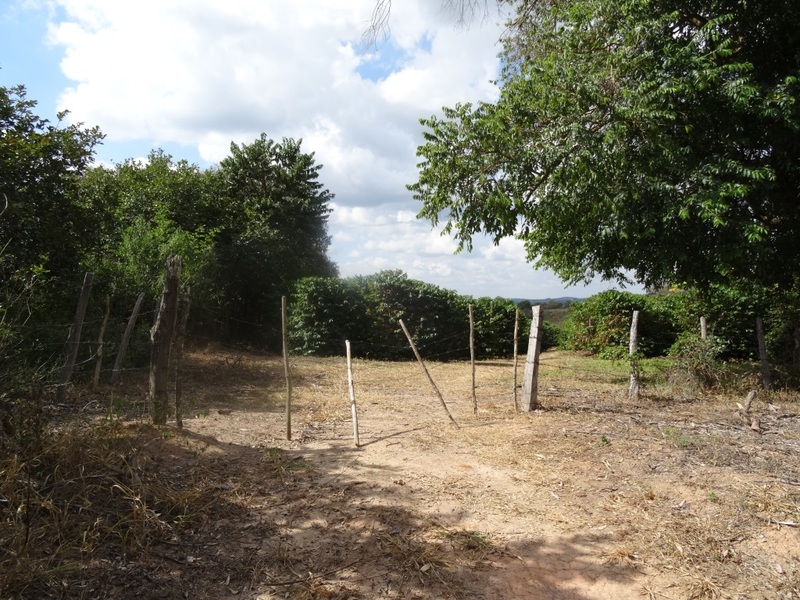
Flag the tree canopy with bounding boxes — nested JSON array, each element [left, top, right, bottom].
[[410, 0, 800, 293], [1, 85, 104, 281]]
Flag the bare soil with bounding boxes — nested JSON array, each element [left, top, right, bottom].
[[20, 348, 800, 599]]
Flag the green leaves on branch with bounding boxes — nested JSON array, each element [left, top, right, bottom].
[[410, 0, 800, 293]]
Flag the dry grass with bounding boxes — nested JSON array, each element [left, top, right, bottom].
[[2, 348, 799, 599]]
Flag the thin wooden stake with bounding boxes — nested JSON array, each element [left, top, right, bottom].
[[469, 303, 477, 415], [629, 310, 641, 400], [794, 324, 800, 371], [512, 308, 520, 412], [398, 319, 459, 427], [346, 340, 360, 447], [56, 272, 93, 403], [111, 292, 145, 384], [700, 316, 708, 340], [282, 296, 292, 440], [520, 305, 543, 411], [92, 294, 111, 390], [174, 286, 191, 429], [756, 316, 772, 391]]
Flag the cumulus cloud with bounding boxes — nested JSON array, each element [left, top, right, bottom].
[[17, 0, 634, 299]]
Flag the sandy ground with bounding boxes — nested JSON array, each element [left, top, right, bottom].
[[134, 350, 800, 600]]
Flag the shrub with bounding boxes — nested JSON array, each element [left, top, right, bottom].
[[563, 290, 679, 358], [288, 277, 370, 356]]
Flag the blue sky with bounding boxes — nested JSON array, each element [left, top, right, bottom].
[[1, 0, 638, 300]]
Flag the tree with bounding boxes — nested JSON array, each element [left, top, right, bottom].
[[217, 134, 338, 343], [1, 85, 103, 282], [410, 0, 800, 294], [78, 152, 221, 310], [1, 85, 103, 391]]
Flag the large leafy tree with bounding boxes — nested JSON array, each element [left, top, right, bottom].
[[410, 0, 800, 293], [78, 151, 220, 303], [217, 134, 338, 342], [1, 85, 103, 388], [1, 85, 104, 281]]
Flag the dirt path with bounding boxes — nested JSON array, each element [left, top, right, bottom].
[[169, 351, 800, 599]]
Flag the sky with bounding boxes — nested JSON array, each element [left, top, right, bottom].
[[0, 0, 640, 300]]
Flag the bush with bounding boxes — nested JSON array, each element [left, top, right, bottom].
[[667, 333, 728, 391], [563, 290, 680, 358], [289, 271, 527, 360], [288, 277, 371, 356]]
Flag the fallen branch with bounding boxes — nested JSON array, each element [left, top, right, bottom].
[[262, 559, 362, 586]]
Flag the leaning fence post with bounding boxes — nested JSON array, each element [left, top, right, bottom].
[[56, 272, 93, 403], [92, 294, 111, 390], [149, 256, 181, 425], [399, 319, 459, 427], [111, 292, 145, 384]]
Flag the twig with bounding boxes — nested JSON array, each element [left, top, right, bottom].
[[261, 559, 361, 586]]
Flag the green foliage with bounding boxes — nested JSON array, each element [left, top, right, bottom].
[[357, 270, 468, 360], [1, 85, 104, 282], [668, 333, 728, 390], [76, 136, 337, 350], [563, 291, 679, 358], [288, 277, 370, 356], [0, 85, 104, 392], [217, 134, 337, 344], [541, 321, 564, 351], [470, 296, 519, 359], [288, 271, 526, 360], [410, 0, 800, 297]]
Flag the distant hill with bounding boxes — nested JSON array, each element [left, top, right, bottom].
[[510, 297, 579, 326], [510, 297, 582, 307]]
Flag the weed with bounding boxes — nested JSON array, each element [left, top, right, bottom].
[[596, 434, 612, 447], [664, 426, 693, 449]]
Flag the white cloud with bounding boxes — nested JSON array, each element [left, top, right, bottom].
[[22, 0, 639, 299]]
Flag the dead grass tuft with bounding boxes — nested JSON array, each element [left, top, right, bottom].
[[0, 419, 222, 598]]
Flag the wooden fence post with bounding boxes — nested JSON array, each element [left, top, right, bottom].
[[282, 296, 292, 441], [92, 294, 111, 390], [399, 319, 459, 427], [520, 305, 543, 411], [794, 324, 800, 371], [111, 292, 145, 384], [755, 316, 772, 391], [629, 310, 641, 400], [56, 272, 93, 403], [174, 286, 191, 429], [469, 303, 477, 415], [149, 256, 181, 425], [346, 340, 360, 447], [513, 308, 520, 412], [700, 316, 707, 340]]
